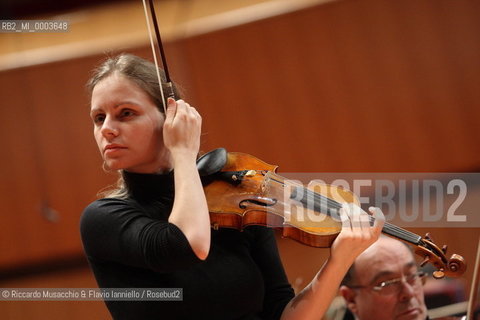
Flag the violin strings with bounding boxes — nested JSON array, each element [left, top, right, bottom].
[[267, 175, 421, 244], [304, 187, 421, 244]]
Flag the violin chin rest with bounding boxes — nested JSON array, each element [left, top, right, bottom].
[[197, 148, 227, 176]]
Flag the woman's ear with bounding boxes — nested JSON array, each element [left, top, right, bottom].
[[339, 285, 359, 315]]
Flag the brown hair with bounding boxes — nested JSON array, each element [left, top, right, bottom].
[[87, 53, 183, 198], [87, 53, 182, 113]]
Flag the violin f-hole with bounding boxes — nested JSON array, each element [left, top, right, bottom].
[[239, 197, 277, 209]]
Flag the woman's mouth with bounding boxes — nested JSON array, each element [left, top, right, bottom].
[[104, 144, 127, 155]]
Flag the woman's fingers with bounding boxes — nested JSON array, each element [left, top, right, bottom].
[[339, 206, 351, 232], [341, 203, 384, 239], [368, 206, 385, 236], [341, 203, 368, 230], [331, 204, 386, 263], [163, 99, 202, 156], [164, 98, 177, 125], [168, 99, 200, 122]]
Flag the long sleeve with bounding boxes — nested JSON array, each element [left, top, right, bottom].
[[80, 198, 201, 273], [250, 226, 295, 319]]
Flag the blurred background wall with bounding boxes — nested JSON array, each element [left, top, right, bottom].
[[0, 0, 479, 318]]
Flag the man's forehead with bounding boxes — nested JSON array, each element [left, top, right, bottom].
[[368, 261, 417, 283], [354, 239, 416, 279]]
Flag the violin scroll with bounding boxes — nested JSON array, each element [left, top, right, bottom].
[[414, 233, 466, 279]]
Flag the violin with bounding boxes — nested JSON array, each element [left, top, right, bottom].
[[197, 148, 467, 280], [140, 0, 466, 280]]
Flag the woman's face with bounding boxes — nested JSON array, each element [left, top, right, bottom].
[[90, 73, 169, 173]]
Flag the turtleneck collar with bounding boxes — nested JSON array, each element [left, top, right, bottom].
[[123, 170, 175, 203]]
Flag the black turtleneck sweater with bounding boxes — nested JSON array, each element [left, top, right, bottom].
[[80, 171, 295, 320]]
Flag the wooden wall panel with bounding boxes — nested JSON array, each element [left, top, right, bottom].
[[0, 57, 117, 269], [23, 60, 108, 258], [0, 70, 45, 266], [170, 0, 480, 172]]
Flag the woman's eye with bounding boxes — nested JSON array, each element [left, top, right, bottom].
[[119, 109, 135, 119], [93, 114, 105, 124]]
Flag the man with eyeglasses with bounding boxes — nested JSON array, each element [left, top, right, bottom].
[[339, 236, 428, 320]]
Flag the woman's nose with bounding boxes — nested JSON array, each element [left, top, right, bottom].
[[100, 116, 119, 138]]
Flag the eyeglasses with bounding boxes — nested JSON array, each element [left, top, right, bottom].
[[348, 271, 427, 296]]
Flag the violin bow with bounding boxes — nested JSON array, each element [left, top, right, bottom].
[[466, 236, 480, 319], [141, 0, 175, 114]]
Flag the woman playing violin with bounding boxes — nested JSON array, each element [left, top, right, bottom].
[[80, 53, 385, 320]]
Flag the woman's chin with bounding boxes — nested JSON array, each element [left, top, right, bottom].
[[104, 160, 124, 171]]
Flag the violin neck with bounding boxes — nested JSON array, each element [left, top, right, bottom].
[[290, 186, 422, 245], [377, 219, 422, 245]]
